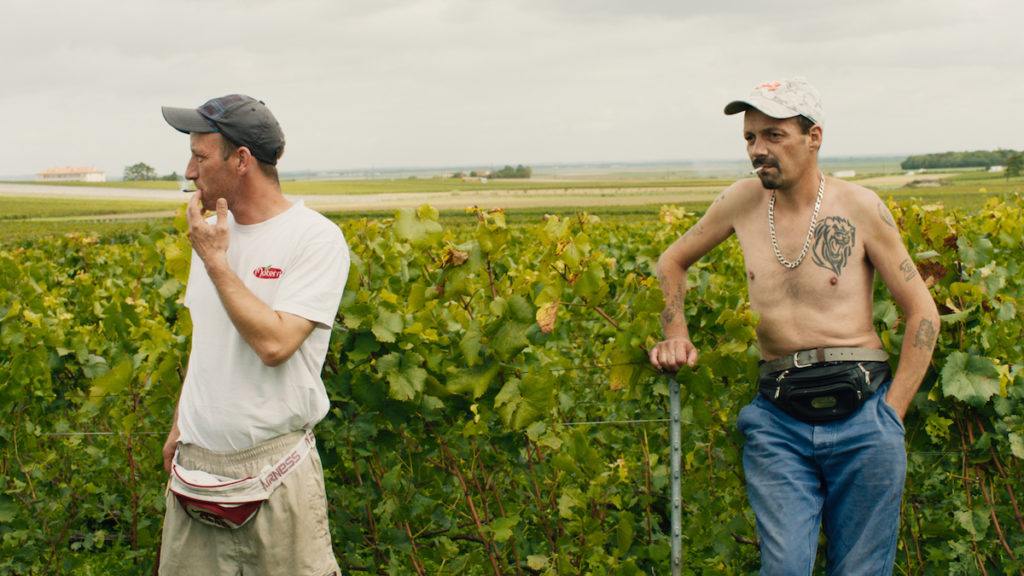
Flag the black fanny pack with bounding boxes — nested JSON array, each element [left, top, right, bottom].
[[758, 361, 891, 423]]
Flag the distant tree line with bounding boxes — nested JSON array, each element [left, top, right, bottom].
[[901, 149, 1020, 170], [123, 162, 179, 182], [450, 164, 533, 180], [493, 164, 532, 179]]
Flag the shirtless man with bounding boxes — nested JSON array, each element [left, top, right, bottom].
[[649, 78, 938, 574]]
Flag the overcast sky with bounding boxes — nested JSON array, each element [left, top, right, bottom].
[[2, 0, 1021, 178]]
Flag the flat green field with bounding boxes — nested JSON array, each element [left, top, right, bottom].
[[0, 196, 180, 220]]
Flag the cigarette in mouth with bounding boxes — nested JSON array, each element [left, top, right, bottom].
[[751, 166, 765, 174], [181, 187, 197, 193]]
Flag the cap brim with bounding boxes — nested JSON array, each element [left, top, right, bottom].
[[161, 106, 217, 134], [723, 100, 752, 115], [723, 97, 800, 121]]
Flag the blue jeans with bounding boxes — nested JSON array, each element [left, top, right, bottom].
[[736, 382, 907, 575]]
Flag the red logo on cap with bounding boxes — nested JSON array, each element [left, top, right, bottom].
[[253, 265, 283, 279], [755, 81, 782, 92]]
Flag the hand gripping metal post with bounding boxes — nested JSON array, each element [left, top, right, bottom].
[[670, 377, 682, 576]]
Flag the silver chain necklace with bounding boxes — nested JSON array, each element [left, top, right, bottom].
[[768, 172, 825, 269]]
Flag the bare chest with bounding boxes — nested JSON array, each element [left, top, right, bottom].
[[734, 203, 873, 306]]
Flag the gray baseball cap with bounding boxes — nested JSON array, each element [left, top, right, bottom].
[[724, 77, 824, 127], [162, 94, 285, 165]]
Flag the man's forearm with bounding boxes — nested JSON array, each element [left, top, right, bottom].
[[650, 264, 700, 370], [656, 265, 691, 340], [886, 312, 939, 418], [163, 400, 181, 475]]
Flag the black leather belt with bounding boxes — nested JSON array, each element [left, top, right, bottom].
[[759, 347, 889, 375]]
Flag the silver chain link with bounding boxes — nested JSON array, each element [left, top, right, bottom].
[[768, 172, 825, 269]]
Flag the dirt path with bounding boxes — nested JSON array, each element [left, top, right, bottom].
[[854, 173, 952, 188]]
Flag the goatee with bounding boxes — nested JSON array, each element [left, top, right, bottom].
[[758, 174, 781, 190]]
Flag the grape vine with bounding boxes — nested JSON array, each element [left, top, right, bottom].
[[0, 194, 1021, 574]]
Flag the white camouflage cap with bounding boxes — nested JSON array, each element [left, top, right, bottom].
[[724, 77, 824, 126]]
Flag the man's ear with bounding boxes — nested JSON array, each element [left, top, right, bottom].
[[808, 124, 823, 153], [235, 146, 254, 174]]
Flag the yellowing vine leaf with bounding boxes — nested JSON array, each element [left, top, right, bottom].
[[536, 301, 558, 334]]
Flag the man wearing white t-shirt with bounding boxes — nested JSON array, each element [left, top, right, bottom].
[[158, 95, 348, 576]]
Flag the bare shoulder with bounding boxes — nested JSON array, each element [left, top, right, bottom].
[[829, 177, 909, 264], [830, 177, 894, 227], [830, 177, 880, 207], [724, 177, 766, 200], [670, 178, 762, 255], [711, 178, 766, 215]]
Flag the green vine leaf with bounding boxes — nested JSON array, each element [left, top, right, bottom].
[[394, 206, 443, 247], [371, 310, 404, 343], [940, 351, 1001, 407], [490, 514, 520, 543], [88, 359, 133, 403]]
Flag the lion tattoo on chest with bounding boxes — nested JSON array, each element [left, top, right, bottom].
[[812, 216, 856, 276]]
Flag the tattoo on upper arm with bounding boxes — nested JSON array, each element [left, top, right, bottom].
[[899, 258, 918, 282], [812, 216, 856, 276], [914, 317, 937, 350], [878, 201, 897, 230]]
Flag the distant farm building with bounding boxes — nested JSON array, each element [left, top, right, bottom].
[[36, 166, 106, 182], [989, 165, 1005, 173]]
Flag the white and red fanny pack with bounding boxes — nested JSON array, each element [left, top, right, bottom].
[[169, 430, 315, 529]]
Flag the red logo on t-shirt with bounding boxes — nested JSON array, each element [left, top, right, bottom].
[[253, 265, 283, 279]]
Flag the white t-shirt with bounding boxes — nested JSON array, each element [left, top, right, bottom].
[[177, 201, 350, 452]]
